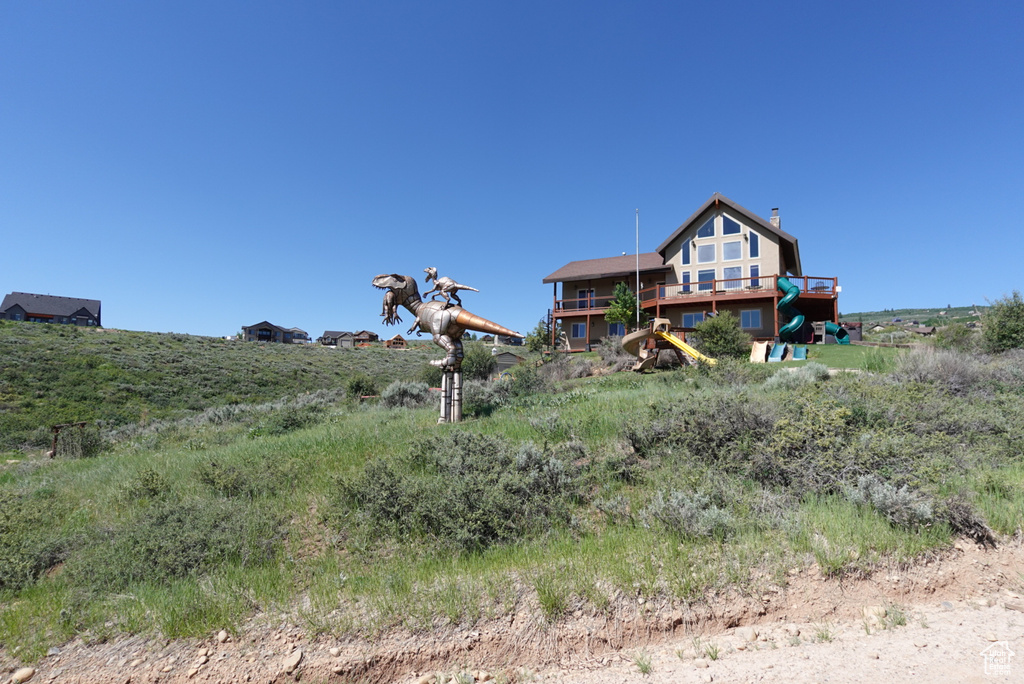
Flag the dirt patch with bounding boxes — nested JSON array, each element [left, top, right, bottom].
[[5, 538, 1023, 683]]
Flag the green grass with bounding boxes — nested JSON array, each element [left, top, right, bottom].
[[804, 344, 901, 370], [1, 328, 1023, 663]]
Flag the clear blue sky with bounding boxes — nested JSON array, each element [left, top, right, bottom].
[[2, 1, 1021, 337]]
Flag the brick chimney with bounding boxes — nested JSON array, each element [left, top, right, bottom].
[[770, 208, 780, 230]]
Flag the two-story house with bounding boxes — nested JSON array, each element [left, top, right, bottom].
[[0, 292, 101, 326], [243, 321, 310, 344], [543, 193, 840, 350]]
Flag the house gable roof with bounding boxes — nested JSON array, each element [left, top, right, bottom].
[[543, 253, 669, 284], [1, 292, 101, 319], [245, 321, 286, 332], [655, 193, 803, 276]]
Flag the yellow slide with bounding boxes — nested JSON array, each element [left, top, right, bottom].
[[621, 318, 717, 370], [654, 330, 717, 366]]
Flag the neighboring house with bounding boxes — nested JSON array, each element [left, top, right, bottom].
[[480, 334, 495, 343], [497, 335, 523, 346], [243, 322, 310, 343], [385, 334, 407, 349], [353, 330, 379, 344], [318, 330, 355, 347], [869, 324, 888, 333], [543, 193, 841, 350], [0, 292, 101, 327], [905, 325, 936, 336], [492, 351, 524, 379]]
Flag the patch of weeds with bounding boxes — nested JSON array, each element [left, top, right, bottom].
[[0, 488, 70, 591], [812, 621, 834, 642], [118, 468, 172, 501], [632, 650, 653, 675], [883, 602, 907, 629], [845, 475, 933, 529], [534, 573, 570, 623]]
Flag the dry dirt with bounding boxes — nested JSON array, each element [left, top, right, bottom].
[[4, 538, 1023, 684]]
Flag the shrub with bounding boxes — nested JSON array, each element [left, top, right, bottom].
[[0, 488, 69, 591], [55, 424, 108, 459], [462, 379, 507, 417], [690, 311, 751, 359], [844, 475, 933, 529], [934, 323, 977, 352], [983, 291, 1024, 353], [890, 347, 984, 396], [69, 498, 283, 590], [461, 342, 496, 381], [337, 432, 579, 552], [641, 491, 734, 540], [346, 372, 378, 397], [763, 362, 830, 390], [380, 380, 432, 409], [596, 336, 631, 365]]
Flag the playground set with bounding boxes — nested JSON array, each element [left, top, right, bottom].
[[623, 277, 850, 370]]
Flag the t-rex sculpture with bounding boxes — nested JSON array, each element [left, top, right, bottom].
[[422, 266, 479, 308], [373, 273, 521, 370]]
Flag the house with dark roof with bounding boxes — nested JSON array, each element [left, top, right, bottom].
[[318, 330, 355, 347], [0, 292, 101, 326], [243, 321, 310, 344], [543, 193, 841, 350], [352, 330, 379, 343]]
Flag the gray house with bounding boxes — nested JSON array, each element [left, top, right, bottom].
[[0, 292, 101, 326], [318, 331, 355, 347], [243, 321, 310, 343]]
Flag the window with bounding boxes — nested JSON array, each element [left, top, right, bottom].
[[12, 313, 22, 321], [698, 268, 715, 291], [683, 313, 705, 328], [749, 231, 760, 258], [696, 217, 715, 238], [658, 282, 666, 297], [741, 310, 762, 329], [681, 239, 691, 265], [681, 272, 691, 294], [577, 289, 594, 309], [697, 243, 715, 263], [750, 264, 760, 288], [723, 240, 742, 261], [723, 215, 741, 235], [608, 322, 625, 337], [571, 323, 586, 338], [723, 266, 742, 289]]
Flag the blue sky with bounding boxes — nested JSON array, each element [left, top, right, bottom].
[[2, 1, 1021, 337]]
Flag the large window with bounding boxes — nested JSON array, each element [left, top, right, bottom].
[[750, 264, 760, 288], [681, 272, 691, 294], [697, 268, 715, 291], [577, 289, 594, 309], [608, 322, 625, 337], [683, 313, 705, 328], [696, 217, 715, 238], [571, 323, 587, 338], [723, 240, 742, 261], [723, 266, 743, 289], [682, 239, 691, 265], [749, 231, 760, 258], [723, 215, 741, 235], [741, 309, 762, 329], [697, 243, 715, 263]]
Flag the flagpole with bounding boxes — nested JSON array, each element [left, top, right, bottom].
[[635, 208, 640, 330]]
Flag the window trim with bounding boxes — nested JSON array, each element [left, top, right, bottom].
[[570, 322, 587, 338], [722, 265, 743, 290], [750, 263, 760, 288], [683, 312, 705, 328], [681, 238, 691, 265], [697, 268, 715, 291]]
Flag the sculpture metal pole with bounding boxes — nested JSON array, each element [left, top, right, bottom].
[[372, 271, 522, 423]]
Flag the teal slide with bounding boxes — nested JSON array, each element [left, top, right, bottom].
[[776, 276, 805, 342], [776, 277, 850, 344]]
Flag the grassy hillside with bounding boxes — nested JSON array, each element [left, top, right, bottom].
[[0, 320, 444, 452], [1, 329, 1023, 667], [842, 305, 985, 327]]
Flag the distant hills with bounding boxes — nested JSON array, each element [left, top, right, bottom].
[[841, 305, 986, 327]]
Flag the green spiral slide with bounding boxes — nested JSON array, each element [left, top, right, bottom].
[[776, 277, 849, 344]]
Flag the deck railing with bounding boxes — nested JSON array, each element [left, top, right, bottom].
[[554, 275, 837, 315]]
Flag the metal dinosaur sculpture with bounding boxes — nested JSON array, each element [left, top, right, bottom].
[[422, 266, 479, 308], [373, 273, 522, 423], [373, 273, 521, 370]]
